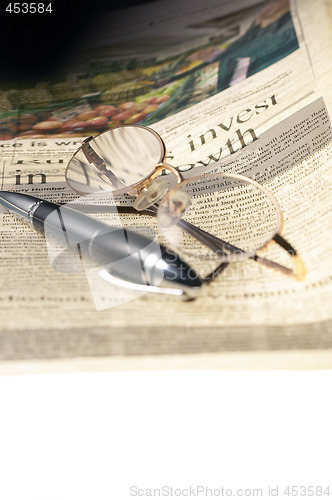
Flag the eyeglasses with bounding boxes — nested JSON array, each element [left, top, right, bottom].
[[65, 124, 306, 286]]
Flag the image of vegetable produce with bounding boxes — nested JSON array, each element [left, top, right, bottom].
[[0, 0, 298, 141]]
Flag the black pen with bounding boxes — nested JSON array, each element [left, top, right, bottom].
[[0, 191, 202, 299]]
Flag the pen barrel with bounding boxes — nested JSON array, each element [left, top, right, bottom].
[[0, 191, 202, 293], [33, 200, 152, 261], [33, 201, 164, 285], [33, 201, 202, 289]]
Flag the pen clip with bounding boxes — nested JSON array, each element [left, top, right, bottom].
[[98, 268, 188, 298]]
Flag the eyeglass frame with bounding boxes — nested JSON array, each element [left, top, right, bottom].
[[65, 124, 306, 283]]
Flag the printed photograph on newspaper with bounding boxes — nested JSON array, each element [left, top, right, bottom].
[[1, 0, 299, 141]]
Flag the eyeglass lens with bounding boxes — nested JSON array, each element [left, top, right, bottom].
[[157, 173, 281, 263], [66, 125, 165, 194]]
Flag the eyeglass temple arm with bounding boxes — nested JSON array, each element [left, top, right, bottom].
[[179, 219, 306, 281], [259, 233, 306, 280], [81, 137, 127, 191], [178, 219, 305, 280], [118, 206, 305, 281]]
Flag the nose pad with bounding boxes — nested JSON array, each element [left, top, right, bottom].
[[133, 179, 169, 211], [158, 190, 191, 227]]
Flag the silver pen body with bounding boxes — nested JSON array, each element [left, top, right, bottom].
[[0, 191, 202, 298]]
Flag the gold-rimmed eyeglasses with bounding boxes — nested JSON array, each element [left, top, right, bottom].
[[65, 124, 306, 284]]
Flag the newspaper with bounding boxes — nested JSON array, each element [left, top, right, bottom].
[[0, 0, 332, 366]]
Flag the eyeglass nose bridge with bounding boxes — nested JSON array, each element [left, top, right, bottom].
[[132, 162, 184, 211]]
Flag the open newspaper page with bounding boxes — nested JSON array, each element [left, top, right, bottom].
[[0, 0, 331, 367]]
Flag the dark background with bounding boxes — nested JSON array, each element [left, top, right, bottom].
[[0, 0, 152, 80]]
